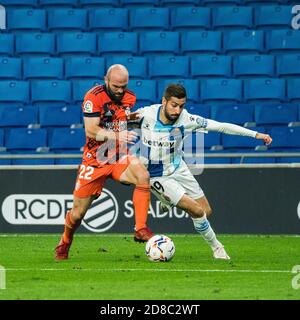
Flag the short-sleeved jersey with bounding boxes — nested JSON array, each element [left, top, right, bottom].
[[82, 84, 136, 167]]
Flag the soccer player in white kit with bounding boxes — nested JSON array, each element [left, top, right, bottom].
[[131, 84, 272, 260]]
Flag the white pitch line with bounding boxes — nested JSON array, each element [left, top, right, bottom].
[[4, 268, 291, 273]]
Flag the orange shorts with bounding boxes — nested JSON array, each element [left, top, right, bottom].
[[73, 156, 132, 198]]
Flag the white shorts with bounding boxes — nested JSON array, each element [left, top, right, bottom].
[[150, 161, 204, 206]]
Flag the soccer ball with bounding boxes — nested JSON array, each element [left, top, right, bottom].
[[145, 235, 175, 262]]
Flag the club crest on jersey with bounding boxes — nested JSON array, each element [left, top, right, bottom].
[[84, 100, 93, 113]]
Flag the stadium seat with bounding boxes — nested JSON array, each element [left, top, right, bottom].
[[0, 129, 4, 147], [49, 128, 85, 150], [161, 0, 199, 7], [98, 32, 138, 56], [57, 32, 97, 56], [140, 32, 180, 56], [7, 9, 46, 32], [105, 56, 147, 79], [129, 8, 169, 31], [148, 56, 189, 79], [212, 6, 253, 30], [287, 79, 300, 103], [128, 80, 156, 107], [39, 105, 82, 127], [5, 128, 47, 150], [201, 79, 242, 104], [157, 79, 199, 103], [269, 126, 300, 148], [186, 104, 211, 119], [72, 79, 103, 105], [48, 9, 87, 32], [276, 156, 300, 164], [89, 8, 128, 32], [0, 34, 14, 57], [266, 30, 300, 54], [255, 6, 293, 30], [191, 55, 232, 78], [0, 0, 38, 7], [65, 57, 105, 80], [39, 0, 78, 8], [244, 78, 286, 104], [15, 33, 55, 56], [255, 104, 298, 125], [0, 151, 11, 165], [0, 58, 22, 80], [120, 0, 159, 8], [204, 133, 221, 149], [0, 81, 29, 107], [210, 104, 254, 125], [181, 31, 222, 55], [171, 7, 211, 31], [80, 0, 120, 8], [233, 55, 275, 78], [276, 54, 300, 78], [223, 30, 264, 55], [0, 106, 38, 127], [202, 0, 242, 6], [31, 80, 72, 107], [23, 57, 64, 80], [243, 0, 279, 5]]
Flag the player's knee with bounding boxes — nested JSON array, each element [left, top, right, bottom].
[[190, 205, 206, 219], [206, 207, 213, 218], [136, 168, 150, 185], [72, 205, 86, 220]]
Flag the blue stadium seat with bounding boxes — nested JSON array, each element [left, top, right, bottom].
[[232, 153, 276, 164], [57, 32, 97, 56], [181, 31, 222, 55], [149, 56, 189, 79], [140, 32, 180, 56], [223, 30, 264, 55], [128, 80, 156, 107], [49, 128, 85, 150], [255, 104, 298, 125], [48, 9, 87, 32], [65, 57, 105, 80], [54, 150, 82, 165], [191, 55, 231, 78], [15, 33, 55, 56], [171, 7, 211, 31], [31, 80, 72, 107], [7, 9, 46, 32], [186, 104, 210, 119], [0, 0, 38, 7], [11, 151, 55, 165], [201, 79, 242, 104], [255, 6, 293, 30], [106, 56, 147, 79], [202, 0, 242, 6], [269, 126, 300, 148], [40, 0, 78, 8], [0, 58, 22, 80], [0, 151, 11, 166], [98, 32, 138, 56], [233, 55, 275, 78], [80, 0, 120, 8], [212, 6, 253, 30], [222, 126, 264, 149], [129, 8, 169, 31], [204, 133, 221, 149], [23, 57, 64, 80], [89, 8, 128, 32], [276, 156, 300, 164], [120, 0, 159, 7], [210, 104, 254, 125], [157, 79, 199, 103], [72, 79, 104, 105], [161, 0, 199, 6], [276, 54, 300, 78], [0, 129, 4, 147], [39, 105, 82, 127], [287, 79, 300, 103], [0, 81, 29, 107], [244, 0, 279, 5], [266, 30, 300, 54], [0, 106, 38, 127], [244, 78, 286, 104], [5, 128, 47, 150], [0, 34, 14, 57]]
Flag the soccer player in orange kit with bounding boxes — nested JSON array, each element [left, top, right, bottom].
[[55, 64, 154, 260]]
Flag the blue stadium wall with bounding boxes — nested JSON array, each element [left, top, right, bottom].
[[0, 167, 300, 234]]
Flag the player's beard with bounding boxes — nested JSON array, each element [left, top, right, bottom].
[[164, 108, 180, 123], [106, 84, 125, 103]]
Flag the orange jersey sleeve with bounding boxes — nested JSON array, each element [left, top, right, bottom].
[[82, 85, 104, 118]]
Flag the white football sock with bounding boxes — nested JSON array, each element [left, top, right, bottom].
[[192, 214, 221, 250]]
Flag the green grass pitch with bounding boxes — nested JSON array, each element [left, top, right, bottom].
[[0, 234, 299, 300]]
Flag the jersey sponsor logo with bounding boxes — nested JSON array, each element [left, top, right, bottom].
[[83, 100, 93, 113], [143, 136, 175, 148]]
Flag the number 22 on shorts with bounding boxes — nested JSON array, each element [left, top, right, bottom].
[[78, 165, 94, 180]]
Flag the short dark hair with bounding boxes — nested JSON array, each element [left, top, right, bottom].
[[164, 84, 187, 101]]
